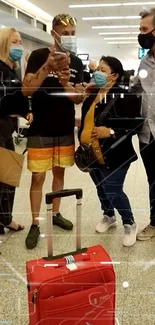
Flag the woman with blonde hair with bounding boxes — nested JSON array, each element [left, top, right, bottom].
[[0, 27, 33, 234]]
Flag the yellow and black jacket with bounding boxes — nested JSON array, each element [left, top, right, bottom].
[[78, 85, 142, 170]]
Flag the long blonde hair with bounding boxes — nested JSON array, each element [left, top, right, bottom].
[[0, 27, 19, 68]]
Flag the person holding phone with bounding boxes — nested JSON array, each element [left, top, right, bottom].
[[22, 14, 84, 249]]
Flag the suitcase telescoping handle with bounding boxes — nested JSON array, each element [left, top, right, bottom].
[[45, 189, 84, 259], [46, 189, 83, 203]]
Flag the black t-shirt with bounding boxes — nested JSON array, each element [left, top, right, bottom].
[[26, 48, 83, 137]]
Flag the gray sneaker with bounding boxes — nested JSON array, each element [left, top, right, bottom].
[[96, 215, 117, 233], [137, 225, 155, 241], [123, 223, 138, 247]]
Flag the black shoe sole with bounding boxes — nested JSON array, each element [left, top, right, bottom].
[[25, 235, 40, 249], [26, 239, 39, 249], [26, 243, 38, 250], [53, 223, 73, 231]]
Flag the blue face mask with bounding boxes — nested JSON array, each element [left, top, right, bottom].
[[9, 47, 23, 62], [91, 71, 107, 88]]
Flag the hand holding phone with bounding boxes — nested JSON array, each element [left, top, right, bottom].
[[57, 68, 70, 86], [45, 47, 70, 72]]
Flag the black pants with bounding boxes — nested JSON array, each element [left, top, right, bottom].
[[0, 118, 16, 227], [140, 135, 155, 226]]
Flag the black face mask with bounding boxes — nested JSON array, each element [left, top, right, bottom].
[[138, 28, 155, 49]]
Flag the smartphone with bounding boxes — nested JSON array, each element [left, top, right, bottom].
[[53, 51, 66, 56]]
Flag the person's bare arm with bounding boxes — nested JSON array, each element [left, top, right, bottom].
[[63, 82, 85, 104], [57, 69, 85, 104], [22, 48, 70, 97], [22, 64, 51, 96]]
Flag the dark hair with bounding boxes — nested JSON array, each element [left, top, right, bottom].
[[123, 71, 130, 86], [140, 8, 155, 27], [100, 56, 124, 83]]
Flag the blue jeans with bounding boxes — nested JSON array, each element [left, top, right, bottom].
[[90, 164, 134, 225]]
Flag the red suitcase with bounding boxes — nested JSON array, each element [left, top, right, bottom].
[[26, 189, 116, 325]]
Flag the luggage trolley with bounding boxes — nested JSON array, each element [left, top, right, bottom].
[[14, 97, 32, 145]]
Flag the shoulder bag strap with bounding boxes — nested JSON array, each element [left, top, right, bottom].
[[96, 94, 119, 126]]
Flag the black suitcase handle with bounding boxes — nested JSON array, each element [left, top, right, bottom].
[[46, 188, 83, 204], [44, 188, 84, 259]]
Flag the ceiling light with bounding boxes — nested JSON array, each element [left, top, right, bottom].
[[92, 25, 139, 29], [123, 2, 155, 5], [83, 16, 140, 20], [104, 37, 137, 40], [108, 41, 138, 44], [99, 32, 131, 35], [99, 31, 138, 35], [69, 2, 155, 9], [69, 3, 122, 8]]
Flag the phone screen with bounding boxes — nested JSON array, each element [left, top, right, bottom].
[[54, 51, 66, 56]]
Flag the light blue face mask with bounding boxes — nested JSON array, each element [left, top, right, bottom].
[[9, 47, 23, 62], [91, 71, 107, 88], [54, 30, 77, 54]]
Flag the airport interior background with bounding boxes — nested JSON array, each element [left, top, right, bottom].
[[0, 0, 155, 324]]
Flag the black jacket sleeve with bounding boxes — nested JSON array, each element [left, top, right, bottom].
[[0, 62, 30, 118], [78, 88, 143, 142]]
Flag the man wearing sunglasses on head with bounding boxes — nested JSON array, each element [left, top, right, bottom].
[[22, 14, 84, 249]]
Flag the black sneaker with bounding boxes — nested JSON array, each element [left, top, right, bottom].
[[53, 213, 73, 230], [25, 225, 40, 249]]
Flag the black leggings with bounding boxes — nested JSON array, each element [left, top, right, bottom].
[[140, 135, 155, 226], [0, 136, 15, 227]]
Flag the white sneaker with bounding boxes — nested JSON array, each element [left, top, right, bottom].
[[137, 225, 155, 241], [96, 215, 117, 233], [123, 223, 138, 247]]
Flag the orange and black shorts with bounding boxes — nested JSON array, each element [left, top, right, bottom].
[[27, 135, 75, 173]]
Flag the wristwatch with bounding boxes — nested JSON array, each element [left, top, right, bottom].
[[110, 128, 115, 136]]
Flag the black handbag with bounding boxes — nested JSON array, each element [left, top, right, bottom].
[[74, 143, 98, 173], [75, 95, 119, 173]]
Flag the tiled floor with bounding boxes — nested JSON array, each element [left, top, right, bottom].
[[0, 134, 155, 325]]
